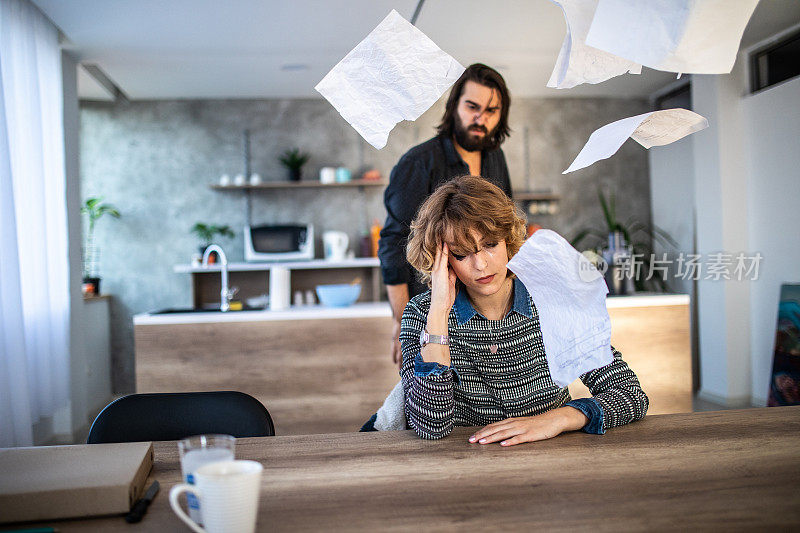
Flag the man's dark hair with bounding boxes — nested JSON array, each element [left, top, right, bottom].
[[436, 63, 511, 150]]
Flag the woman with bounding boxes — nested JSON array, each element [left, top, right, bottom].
[[401, 175, 648, 444]]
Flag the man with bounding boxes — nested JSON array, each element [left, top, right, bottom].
[[378, 63, 513, 369]]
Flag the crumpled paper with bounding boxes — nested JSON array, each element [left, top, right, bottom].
[[564, 108, 708, 174], [547, 0, 641, 89], [507, 229, 612, 388], [315, 10, 465, 149], [585, 0, 759, 75]]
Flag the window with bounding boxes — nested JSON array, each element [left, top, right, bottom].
[[750, 28, 800, 93]]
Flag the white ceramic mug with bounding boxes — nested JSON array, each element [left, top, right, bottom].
[[323, 231, 349, 261], [320, 166, 336, 184], [169, 460, 263, 533]]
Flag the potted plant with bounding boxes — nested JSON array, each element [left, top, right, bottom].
[[81, 197, 121, 296], [278, 148, 310, 181], [571, 188, 676, 293], [191, 223, 234, 263]]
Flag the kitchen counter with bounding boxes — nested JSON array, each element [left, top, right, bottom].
[[133, 301, 392, 325], [133, 292, 689, 325], [134, 292, 692, 433]]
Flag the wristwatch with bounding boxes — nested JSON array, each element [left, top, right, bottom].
[[420, 328, 450, 347]]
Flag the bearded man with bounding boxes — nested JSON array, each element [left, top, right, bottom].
[[378, 63, 513, 369]]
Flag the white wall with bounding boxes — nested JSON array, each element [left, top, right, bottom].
[[742, 76, 800, 405], [649, 131, 697, 388], [691, 55, 753, 406], [649, 136, 695, 295], [58, 51, 113, 443], [649, 45, 800, 407]]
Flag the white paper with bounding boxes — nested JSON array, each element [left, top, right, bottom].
[[547, 0, 641, 89], [630, 108, 709, 149], [507, 229, 612, 388], [315, 10, 465, 149], [563, 108, 708, 173], [585, 0, 759, 75]]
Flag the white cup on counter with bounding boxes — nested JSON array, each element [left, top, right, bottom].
[[269, 267, 290, 310], [320, 167, 336, 184], [219, 174, 231, 186], [233, 174, 246, 186]]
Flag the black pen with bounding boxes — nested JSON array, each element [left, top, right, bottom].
[[125, 480, 160, 523]]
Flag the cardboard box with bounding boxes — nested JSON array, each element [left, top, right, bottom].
[[0, 441, 153, 523]]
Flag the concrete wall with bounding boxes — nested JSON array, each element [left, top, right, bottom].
[[742, 75, 800, 405], [80, 95, 652, 393]]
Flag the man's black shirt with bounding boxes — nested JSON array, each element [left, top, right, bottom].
[[378, 134, 512, 297]]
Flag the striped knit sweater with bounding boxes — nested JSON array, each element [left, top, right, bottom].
[[400, 279, 649, 440]]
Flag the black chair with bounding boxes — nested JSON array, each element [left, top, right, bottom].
[[87, 391, 275, 444]]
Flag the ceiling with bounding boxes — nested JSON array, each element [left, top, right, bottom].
[[32, 0, 800, 101]]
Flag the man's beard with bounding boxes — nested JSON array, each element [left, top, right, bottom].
[[453, 120, 496, 152]]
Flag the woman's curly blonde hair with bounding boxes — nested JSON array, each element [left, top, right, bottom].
[[406, 175, 527, 288]]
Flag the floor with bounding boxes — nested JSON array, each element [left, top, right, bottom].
[[692, 394, 742, 412]]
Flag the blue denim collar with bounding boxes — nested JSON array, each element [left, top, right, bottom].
[[452, 277, 533, 325]]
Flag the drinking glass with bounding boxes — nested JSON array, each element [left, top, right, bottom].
[[178, 434, 236, 524]]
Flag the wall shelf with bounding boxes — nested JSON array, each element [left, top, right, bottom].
[[513, 191, 560, 202], [210, 179, 387, 191], [514, 191, 561, 216]]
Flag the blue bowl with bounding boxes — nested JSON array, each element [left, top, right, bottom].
[[315, 283, 361, 307]]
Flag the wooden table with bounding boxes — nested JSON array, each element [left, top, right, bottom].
[[22, 407, 800, 531]]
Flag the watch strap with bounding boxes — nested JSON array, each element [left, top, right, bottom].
[[421, 329, 450, 347]]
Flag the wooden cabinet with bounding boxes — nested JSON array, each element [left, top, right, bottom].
[[569, 296, 692, 415], [135, 295, 692, 435]]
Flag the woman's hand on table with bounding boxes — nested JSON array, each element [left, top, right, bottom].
[[468, 407, 589, 447]]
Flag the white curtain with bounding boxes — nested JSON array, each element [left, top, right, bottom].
[[0, 0, 70, 447]]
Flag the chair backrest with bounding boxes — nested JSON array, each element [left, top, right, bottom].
[[87, 391, 275, 444]]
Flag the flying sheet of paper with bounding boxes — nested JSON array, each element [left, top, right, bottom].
[[315, 10, 465, 149], [585, 0, 759, 75], [547, 0, 641, 89], [563, 108, 708, 174], [507, 229, 612, 388]]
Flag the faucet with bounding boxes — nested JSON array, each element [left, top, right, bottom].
[[202, 244, 236, 312]]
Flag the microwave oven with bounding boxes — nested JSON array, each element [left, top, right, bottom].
[[244, 224, 314, 262]]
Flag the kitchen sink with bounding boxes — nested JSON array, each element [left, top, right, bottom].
[[150, 306, 264, 314]]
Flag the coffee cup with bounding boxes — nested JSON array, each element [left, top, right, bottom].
[[170, 460, 263, 533], [335, 167, 351, 183], [320, 167, 336, 184]]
